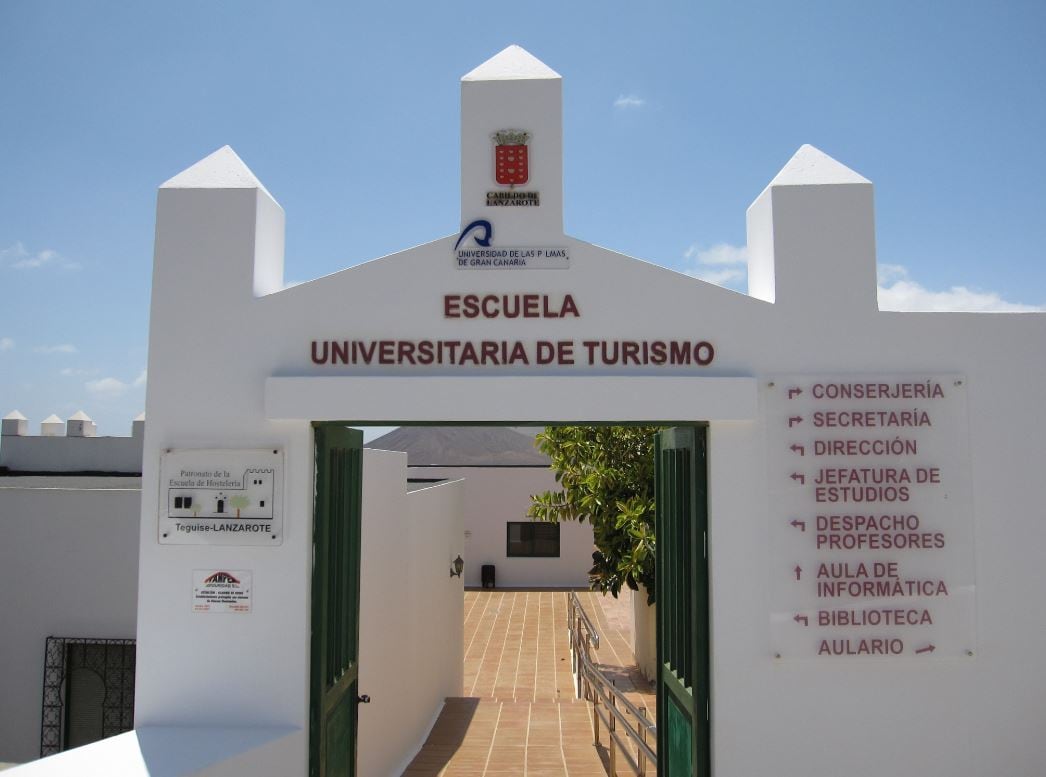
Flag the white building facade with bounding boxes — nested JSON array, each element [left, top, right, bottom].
[[6, 44, 1046, 777]]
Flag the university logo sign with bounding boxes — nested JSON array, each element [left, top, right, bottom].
[[453, 219, 569, 270]]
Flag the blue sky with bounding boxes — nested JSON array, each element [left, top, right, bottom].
[[1, 1, 1044, 437]]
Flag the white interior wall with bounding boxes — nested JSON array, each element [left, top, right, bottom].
[[0, 482, 141, 764], [357, 450, 464, 777], [631, 587, 656, 681], [407, 466, 592, 588], [405, 477, 466, 757]]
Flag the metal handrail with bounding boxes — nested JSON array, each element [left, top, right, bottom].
[[567, 592, 657, 776], [568, 591, 601, 650], [567, 591, 600, 698]]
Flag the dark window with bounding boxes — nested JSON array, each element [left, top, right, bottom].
[[183, 497, 192, 508], [40, 638, 135, 757], [259, 500, 265, 507], [506, 522, 560, 557], [174, 497, 183, 509]]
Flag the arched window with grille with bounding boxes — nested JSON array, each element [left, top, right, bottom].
[[40, 637, 135, 756]]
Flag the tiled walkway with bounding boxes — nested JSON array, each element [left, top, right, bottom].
[[402, 589, 655, 777]]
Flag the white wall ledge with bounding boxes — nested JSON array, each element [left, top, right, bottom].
[[5, 725, 301, 776], [265, 375, 757, 423]]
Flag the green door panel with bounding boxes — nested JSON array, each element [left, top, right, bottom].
[[311, 425, 363, 777], [655, 426, 710, 777], [324, 693, 354, 776], [667, 693, 694, 777]]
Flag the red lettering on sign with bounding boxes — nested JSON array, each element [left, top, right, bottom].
[[443, 294, 581, 319]]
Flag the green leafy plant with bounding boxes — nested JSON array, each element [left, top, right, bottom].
[[528, 426, 661, 603]]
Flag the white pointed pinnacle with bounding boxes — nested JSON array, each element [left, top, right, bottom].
[[160, 145, 273, 197], [462, 44, 561, 81], [769, 144, 871, 187], [3, 410, 27, 421]]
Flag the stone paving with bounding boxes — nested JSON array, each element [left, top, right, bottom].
[[402, 589, 656, 777]]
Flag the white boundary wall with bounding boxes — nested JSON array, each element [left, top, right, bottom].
[[407, 465, 593, 589], [0, 481, 141, 764], [1, 458, 463, 774], [1, 432, 144, 474]]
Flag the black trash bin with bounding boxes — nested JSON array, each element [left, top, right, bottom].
[[481, 564, 496, 589]]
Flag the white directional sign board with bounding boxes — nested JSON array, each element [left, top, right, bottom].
[[159, 448, 283, 546], [765, 375, 976, 660]]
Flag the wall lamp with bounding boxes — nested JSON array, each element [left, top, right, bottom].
[[450, 555, 464, 578]]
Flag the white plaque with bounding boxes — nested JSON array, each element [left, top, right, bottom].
[[159, 448, 283, 545], [765, 375, 976, 660], [192, 569, 252, 613]]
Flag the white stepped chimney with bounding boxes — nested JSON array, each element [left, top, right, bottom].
[[2, 410, 28, 437], [41, 414, 65, 437], [66, 410, 97, 438]]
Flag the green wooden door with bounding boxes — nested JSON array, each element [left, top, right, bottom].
[[655, 426, 710, 777], [311, 424, 364, 777]]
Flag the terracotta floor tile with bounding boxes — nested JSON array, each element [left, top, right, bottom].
[[404, 590, 656, 776]]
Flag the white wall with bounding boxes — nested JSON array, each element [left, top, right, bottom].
[[0, 434, 144, 474], [408, 466, 593, 589], [631, 587, 656, 681], [0, 480, 141, 764], [405, 475, 466, 758], [0, 458, 463, 776], [357, 450, 464, 777]]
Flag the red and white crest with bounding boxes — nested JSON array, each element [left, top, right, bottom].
[[493, 130, 530, 186]]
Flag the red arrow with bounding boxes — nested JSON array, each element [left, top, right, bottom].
[[790, 444, 805, 456], [794, 565, 802, 581], [793, 614, 808, 626], [789, 519, 806, 532], [788, 387, 803, 399], [790, 473, 805, 484], [915, 644, 936, 655], [788, 416, 803, 428]]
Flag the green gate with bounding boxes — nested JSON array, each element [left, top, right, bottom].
[[310, 424, 364, 777], [655, 425, 710, 777]]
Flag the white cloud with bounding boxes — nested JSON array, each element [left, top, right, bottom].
[[0, 241, 80, 270], [689, 266, 747, 286], [613, 94, 645, 109], [682, 242, 749, 290], [678, 247, 1041, 310], [0, 337, 13, 351], [14, 248, 58, 269], [35, 344, 78, 354], [86, 376, 131, 398], [85, 369, 147, 399], [877, 265, 1042, 312], [685, 242, 749, 266]]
